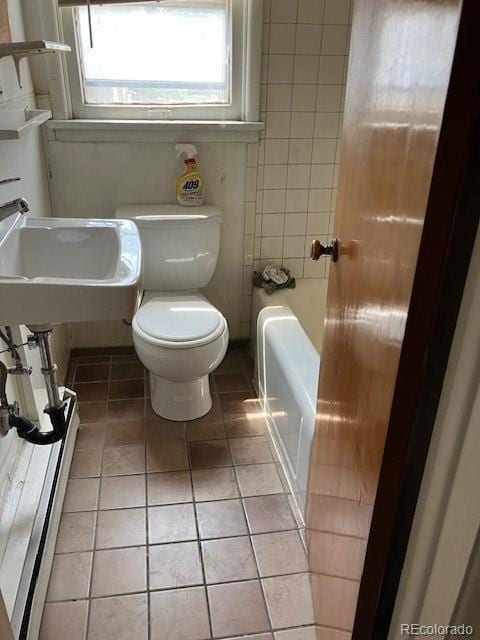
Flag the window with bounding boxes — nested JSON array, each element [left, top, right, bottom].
[[59, 0, 260, 121], [77, 2, 229, 107]]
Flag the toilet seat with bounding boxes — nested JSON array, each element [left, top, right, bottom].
[[133, 294, 227, 349]]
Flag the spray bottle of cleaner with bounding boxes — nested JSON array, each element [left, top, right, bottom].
[[175, 144, 205, 206]]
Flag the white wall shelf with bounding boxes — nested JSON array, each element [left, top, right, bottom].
[[0, 41, 70, 88], [0, 109, 52, 140]]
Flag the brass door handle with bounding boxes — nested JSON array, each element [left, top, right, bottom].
[[311, 238, 339, 262]]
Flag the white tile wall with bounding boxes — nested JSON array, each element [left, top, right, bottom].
[[241, 0, 352, 337]]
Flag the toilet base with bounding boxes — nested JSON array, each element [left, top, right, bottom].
[[149, 373, 213, 421]]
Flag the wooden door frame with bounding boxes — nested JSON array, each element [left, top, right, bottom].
[[352, 0, 480, 637]]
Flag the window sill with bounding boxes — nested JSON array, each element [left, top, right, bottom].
[[46, 119, 264, 143]]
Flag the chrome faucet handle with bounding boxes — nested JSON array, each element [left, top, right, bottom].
[[0, 177, 21, 185], [0, 197, 30, 220]]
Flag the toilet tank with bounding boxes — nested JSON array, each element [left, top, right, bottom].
[[115, 204, 222, 291]]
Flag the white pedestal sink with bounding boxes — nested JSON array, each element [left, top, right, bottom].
[[0, 213, 142, 326]]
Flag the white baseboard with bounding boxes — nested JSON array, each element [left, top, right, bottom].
[[9, 390, 79, 640]]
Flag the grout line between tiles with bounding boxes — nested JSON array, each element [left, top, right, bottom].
[[47, 567, 319, 600], [61, 500, 367, 543], [144, 440, 151, 640], [187, 434, 214, 639], [53, 525, 301, 553], [233, 480, 275, 637], [75, 375, 145, 383], [52, 583, 323, 638], [83, 480, 100, 639], [213, 622, 318, 640]]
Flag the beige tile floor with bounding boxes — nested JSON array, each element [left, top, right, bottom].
[[40, 346, 316, 640]]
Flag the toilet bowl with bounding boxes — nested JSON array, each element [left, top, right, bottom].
[[116, 204, 228, 421], [133, 292, 228, 420]]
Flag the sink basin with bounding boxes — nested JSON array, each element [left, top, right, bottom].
[[0, 214, 142, 325]]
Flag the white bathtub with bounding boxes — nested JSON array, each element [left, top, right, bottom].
[[252, 279, 328, 519]]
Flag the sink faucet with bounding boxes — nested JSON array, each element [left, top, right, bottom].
[[0, 197, 30, 222], [1, 175, 28, 220]]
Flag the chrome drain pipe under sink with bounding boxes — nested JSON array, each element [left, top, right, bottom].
[[0, 325, 73, 445]]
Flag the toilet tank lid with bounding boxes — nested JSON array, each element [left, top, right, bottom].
[[115, 204, 222, 227]]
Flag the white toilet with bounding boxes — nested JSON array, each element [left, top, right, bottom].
[[115, 204, 229, 421]]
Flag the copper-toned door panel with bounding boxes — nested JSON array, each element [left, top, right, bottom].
[[0, 0, 11, 44], [306, 0, 464, 635]]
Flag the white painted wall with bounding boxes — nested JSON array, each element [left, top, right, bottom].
[[0, 0, 69, 555], [0, 0, 46, 497], [389, 226, 480, 638], [46, 139, 247, 345], [17, 0, 258, 347], [0, 4, 70, 370]]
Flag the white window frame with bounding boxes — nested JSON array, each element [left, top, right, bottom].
[[58, 0, 259, 122]]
